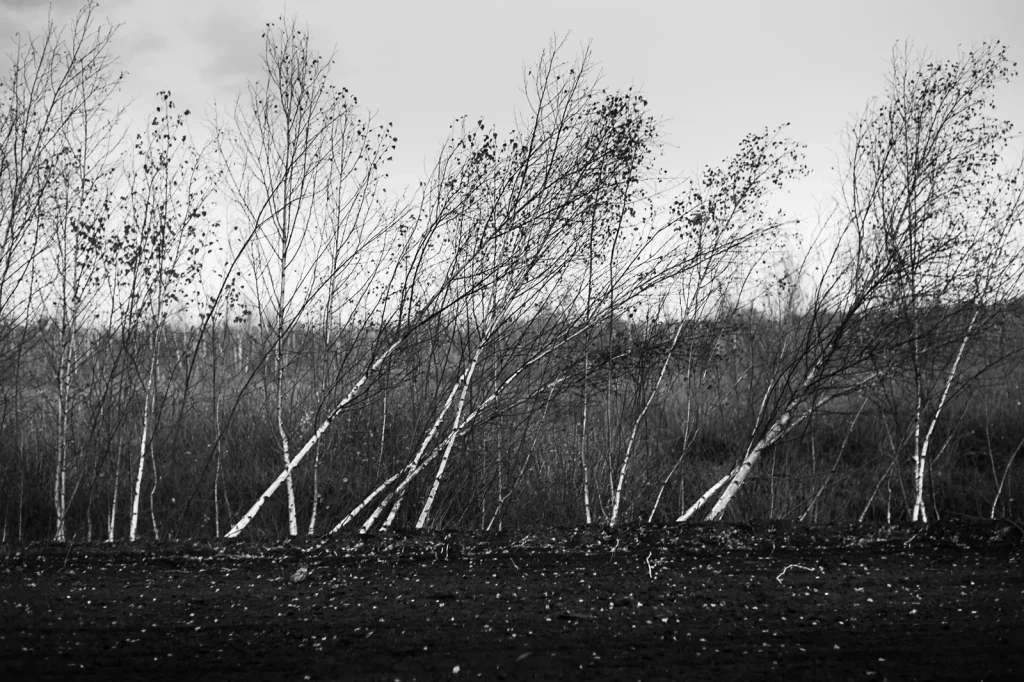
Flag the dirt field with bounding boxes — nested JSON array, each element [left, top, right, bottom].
[[1, 521, 1022, 681]]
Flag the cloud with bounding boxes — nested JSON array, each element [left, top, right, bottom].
[[0, 0, 134, 22], [0, 0, 76, 10], [191, 3, 265, 93]]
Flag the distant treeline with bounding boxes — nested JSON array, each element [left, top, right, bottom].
[[1, 302, 1022, 542]]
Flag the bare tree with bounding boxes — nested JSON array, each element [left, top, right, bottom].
[[607, 126, 806, 526], [846, 41, 1024, 522], [680, 42, 1024, 524], [8, 3, 126, 541], [677, 208, 897, 522], [216, 17, 397, 536], [110, 92, 213, 541]]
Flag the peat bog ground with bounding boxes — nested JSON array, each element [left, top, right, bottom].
[[1, 520, 1022, 681]]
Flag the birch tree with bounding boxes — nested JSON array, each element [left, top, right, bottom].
[[14, 3, 125, 541], [607, 125, 806, 526], [675, 239, 890, 522], [847, 41, 1024, 521], [111, 92, 213, 541], [217, 17, 397, 536], [680, 42, 1024, 523]]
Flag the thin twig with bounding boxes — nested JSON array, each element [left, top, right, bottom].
[[775, 563, 816, 584]]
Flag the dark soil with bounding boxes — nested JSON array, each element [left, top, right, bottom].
[[1, 520, 1022, 681]]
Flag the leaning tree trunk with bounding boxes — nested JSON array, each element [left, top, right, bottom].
[[416, 349, 482, 528], [706, 411, 794, 521], [677, 468, 736, 522], [353, 374, 466, 533]]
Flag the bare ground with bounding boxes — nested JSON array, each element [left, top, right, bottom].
[[1, 520, 1022, 681]]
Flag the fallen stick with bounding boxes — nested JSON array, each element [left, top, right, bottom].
[[775, 563, 816, 584]]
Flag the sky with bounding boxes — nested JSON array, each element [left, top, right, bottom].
[[2, 0, 1024, 224]]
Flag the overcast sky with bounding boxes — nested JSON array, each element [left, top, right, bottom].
[[3, 0, 1023, 221]]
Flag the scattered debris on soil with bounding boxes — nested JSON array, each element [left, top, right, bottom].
[[2, 520, 1021, 680]]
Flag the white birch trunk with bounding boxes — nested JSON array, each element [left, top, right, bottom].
[[416, 350, 482, 528], [355, 374, 466, 532], [698, 358, 837, 522], [911, 389, 926, 522], [377, 443, 448, 531], [331, 469, 404, 532], [277, 338, 298, 536], [413, 417, 461, 529], [214, 452, 222, 538], [706, 412, 793, 521], [581, 357, 592, 525], [54, 353, 71, 543], [107, 442, 120, 542], [129, 343, 158, 541], [53, 445, 66, 541], [128, 425, 147, 541], [359, 342, 489, 533], [307, 442, 320, 535], [360, 487, 397, 533], [213, 386, 222, 538], [363, 445, 449, 534], [911, 444, 928, 522], [377, 393, 388, 475], [677, 468, 736, 522], [379, 489, 405, 531], [912, 311, 977, 522], [148, 443, 160, 541]]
